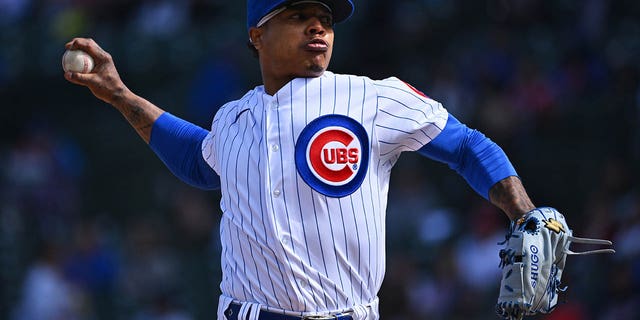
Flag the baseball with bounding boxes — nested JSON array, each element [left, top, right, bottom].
[[62, 49, 94, 73]]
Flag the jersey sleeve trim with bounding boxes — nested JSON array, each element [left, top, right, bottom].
[[373, 78, 449, 164]]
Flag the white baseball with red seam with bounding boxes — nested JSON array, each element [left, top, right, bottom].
[[62, 49, 94, 73]]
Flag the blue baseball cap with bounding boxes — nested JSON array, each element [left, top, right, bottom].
[[247, 0, 354, 29]]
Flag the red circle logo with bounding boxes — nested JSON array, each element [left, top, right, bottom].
[[295, 115, 369, 197], [307, 127, 361, 186]]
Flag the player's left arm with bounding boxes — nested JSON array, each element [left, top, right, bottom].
[[418, 115, 534, 220], [487, 175, 535, 221]]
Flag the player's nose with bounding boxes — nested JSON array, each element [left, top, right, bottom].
[[306, 17, 327, 36]]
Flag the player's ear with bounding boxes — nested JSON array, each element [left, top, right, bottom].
[[249, 27, 263, 50]]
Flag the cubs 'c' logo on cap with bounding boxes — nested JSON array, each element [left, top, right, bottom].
[[295, 115, 369, 197]]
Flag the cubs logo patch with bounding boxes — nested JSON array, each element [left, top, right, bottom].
[[295, 115, 369, 197]]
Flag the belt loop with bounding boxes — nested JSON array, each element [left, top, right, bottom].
[[241, 302, 260, 320], [238, 303, 250, 320], [350, 297, 379, 320]]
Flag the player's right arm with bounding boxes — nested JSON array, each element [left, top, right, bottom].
[[64, 38, 162, 143], [64, 38, 220, 190]]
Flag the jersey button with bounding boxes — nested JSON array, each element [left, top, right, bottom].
[[271, 144, 279, 152], [298, 279, 308, 290], [270, 102, 278, 110], [273, 189, 281, 197]]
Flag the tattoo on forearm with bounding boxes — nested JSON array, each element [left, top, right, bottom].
[[489, 176, 535, 221], [126, 104, 154, 142], [113, 97, 161, 143], [129, 104, 151, 128]]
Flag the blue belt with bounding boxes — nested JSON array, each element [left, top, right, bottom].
[[224, 302, 354, 320]]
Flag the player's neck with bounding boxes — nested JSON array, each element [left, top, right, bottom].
[[263, 76, 291, 96], [263, 74, 329, 95], [262, 68, 326, 95]]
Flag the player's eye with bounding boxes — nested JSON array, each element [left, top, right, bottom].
[[319, 15, 333, 26], [289, 13, 305, 21], [288, 12, 332, 23]]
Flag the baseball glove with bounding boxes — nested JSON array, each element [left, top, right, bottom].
[[495, 207, 614, 319]]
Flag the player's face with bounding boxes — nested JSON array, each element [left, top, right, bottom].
[[252, 3, 334, 90]]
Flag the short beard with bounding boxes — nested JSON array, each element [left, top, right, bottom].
[[308, 63, 325, 75]]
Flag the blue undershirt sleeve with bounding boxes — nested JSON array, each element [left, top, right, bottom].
[[418, 115, 517, 200], [149, 112, 221, 190]]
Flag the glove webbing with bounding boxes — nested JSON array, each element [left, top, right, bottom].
[[565, 236, 615, 255]]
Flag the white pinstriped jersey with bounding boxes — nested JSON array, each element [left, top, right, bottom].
[[202, 71, 448, 317]]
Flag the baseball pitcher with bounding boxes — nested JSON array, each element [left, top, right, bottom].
[[63, 1, 613, 319]]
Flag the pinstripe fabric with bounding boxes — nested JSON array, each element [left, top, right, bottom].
[[202, 71, 448, 317]]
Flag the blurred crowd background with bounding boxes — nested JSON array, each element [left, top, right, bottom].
[[1, 0, 638, 319]]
